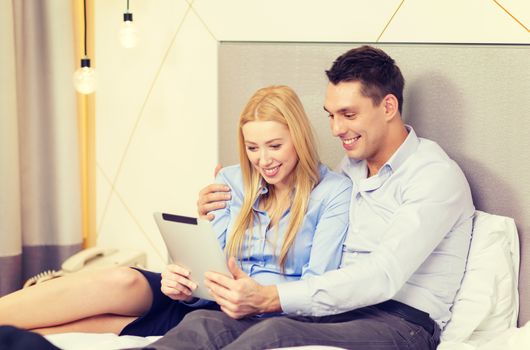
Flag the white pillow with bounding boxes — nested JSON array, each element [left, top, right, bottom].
[[441, 210, 520, 346]]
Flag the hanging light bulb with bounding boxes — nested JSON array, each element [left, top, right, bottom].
[[120, 0, 137, 48], [73, 57, 96, 94], [73, 0, 96, 94]]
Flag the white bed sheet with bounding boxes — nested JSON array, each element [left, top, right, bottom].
[[45, 322, 530, 350], [45, 333, 161, 350]]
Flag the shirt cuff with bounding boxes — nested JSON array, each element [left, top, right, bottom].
[[277, 279, 312, 316]]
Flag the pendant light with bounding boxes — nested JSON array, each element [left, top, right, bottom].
[[120, 0, 137, 48], [73, 0, 96, 94]]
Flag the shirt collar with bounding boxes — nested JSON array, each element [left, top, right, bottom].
[[384, 125, 419, 172], [252, 184, 269, 212], [341, 125, 419, 189]]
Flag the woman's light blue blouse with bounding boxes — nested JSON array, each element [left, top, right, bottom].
[[210, 163, 352, 285]]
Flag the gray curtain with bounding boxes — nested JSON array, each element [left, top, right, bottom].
[[0, 0, 83, 296]]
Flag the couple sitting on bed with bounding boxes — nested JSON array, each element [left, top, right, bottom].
[[0, 45, 474, 350]]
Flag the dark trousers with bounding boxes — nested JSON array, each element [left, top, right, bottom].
[[142, 303, 441, 350], [0, 326, 59, 350]]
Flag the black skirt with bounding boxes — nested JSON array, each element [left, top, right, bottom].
[[119, 268, 220, 336]]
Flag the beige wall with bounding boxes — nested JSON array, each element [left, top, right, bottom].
[[94, 0, 530, 270]]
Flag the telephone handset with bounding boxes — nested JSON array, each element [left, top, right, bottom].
[[23, 247, 147, 288], [62, 247, 118, 272], [61, 246, 146, 273]]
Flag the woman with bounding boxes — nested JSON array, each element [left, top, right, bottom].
[[0, 85, 351, 337]]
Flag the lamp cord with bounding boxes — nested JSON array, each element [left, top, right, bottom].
[[83, 0, 87, 56], [127, 0, 130, 12]]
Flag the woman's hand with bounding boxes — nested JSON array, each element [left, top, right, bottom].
[[160, 264, 197, 302]]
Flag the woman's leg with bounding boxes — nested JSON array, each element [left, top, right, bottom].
[[34, 314, 138, 335], [0, 267, 152, 332]]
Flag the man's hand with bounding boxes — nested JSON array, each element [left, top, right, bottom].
[[197, 164, 231, 221], [204, 257, 281, 319]]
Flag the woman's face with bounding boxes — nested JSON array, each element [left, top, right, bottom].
[[242, 120, 299, 192]]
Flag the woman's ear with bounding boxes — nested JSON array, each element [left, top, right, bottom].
[[383, 94, 399, 121]]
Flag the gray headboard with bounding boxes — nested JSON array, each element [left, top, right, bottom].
[[218, 42, 530, 326]]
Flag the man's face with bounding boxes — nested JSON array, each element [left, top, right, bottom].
[[324, 81, 390, 168]]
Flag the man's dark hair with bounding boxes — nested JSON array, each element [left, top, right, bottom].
[[326, 46, 405, 114]]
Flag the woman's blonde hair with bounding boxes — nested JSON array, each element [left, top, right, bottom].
[[225, 85, 320, 270]]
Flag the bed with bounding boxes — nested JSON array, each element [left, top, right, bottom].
[[45, 214, 527, 349], [43, 209, 526, 349], [47, 43, 530, 349]]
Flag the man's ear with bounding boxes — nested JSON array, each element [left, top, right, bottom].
[[383, 94, 399, 121]]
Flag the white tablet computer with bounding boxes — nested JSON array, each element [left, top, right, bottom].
[[153, 212, 231, 300]]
